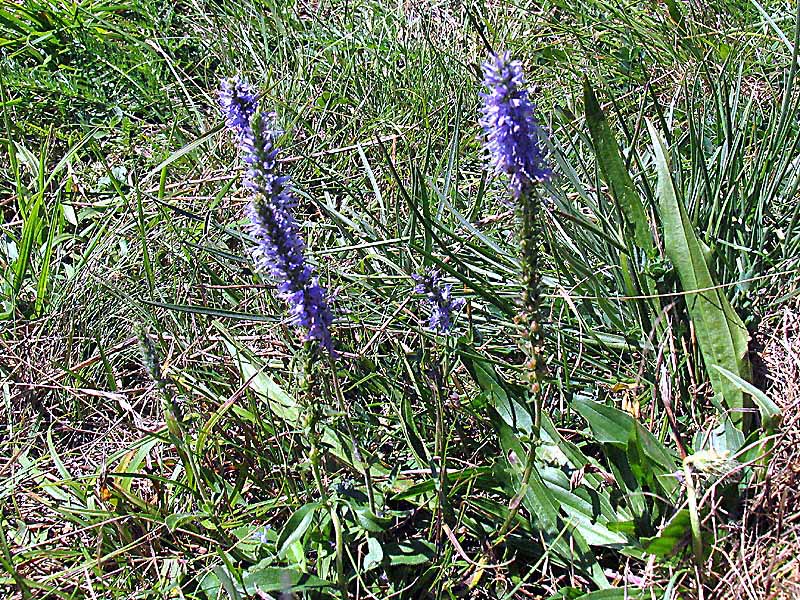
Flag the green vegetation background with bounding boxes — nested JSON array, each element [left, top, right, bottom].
[[2, 1, 799, 598]]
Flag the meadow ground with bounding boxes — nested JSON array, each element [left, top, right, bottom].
[[2, 1, 800, 598]]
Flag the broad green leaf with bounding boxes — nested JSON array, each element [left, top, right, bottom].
[[605, 444, 648, 520], [464, 354, 612, 585], [212, 565, 243, 600], [391, 467, 490, 501], [495, 412, 559, 534], [398, 382, 429, 465], [165, 512, 205, 533], [698, 415, 745, 457], [243, 565, 332, 594], [277, 503, 320, 559], [494, 412, 610, 588], [220, 325, 390, 477], [648, 121, 752, 428], [351, 505, 392, 533], [642, 509, 692, 557], [712, 365, 781, 475], [583, 80, 663, 340], [538, 466, 628, 547], [466, 356, 532, 433], [384, 540, 436, 566], [219, 333, 300, 425], [199, 570, 221, 600], [572, 395, 634, 445], [572, 397, 679, 504], [363, 537, 384, 571], [633, 422, 679, 474]]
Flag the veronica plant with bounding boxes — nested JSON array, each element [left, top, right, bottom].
[[480, 52, 553, 539], [480, 52, 551, 435], [219, 77, 346, 591], [218, 77, 257, 140], [410, 268, 464, 544]]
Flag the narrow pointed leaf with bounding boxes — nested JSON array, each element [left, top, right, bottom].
[[648, 120, 752, 428], [584, 79, 654, 255]]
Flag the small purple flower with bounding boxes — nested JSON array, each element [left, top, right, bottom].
[[480, 52, 551, 199], [413, 269, 465, 333], [219, 78, 334, 353], [219, 77, 257, 139], [252, 525, 271, 544]]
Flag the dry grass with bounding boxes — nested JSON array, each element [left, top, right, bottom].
[[714, 300, 800, 600]]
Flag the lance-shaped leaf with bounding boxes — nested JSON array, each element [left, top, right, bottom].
[[647, 121, 752, 429], [584, 79, 655, 256]]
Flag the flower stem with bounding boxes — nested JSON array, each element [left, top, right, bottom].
[[327, 357, 377, 515], [302, 350, 346, 595], [497, 187, 546, 543], [330, 504, 347, 598], [683, 459, 704, 576]]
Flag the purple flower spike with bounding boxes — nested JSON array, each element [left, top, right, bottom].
[[244, 114, 334, 353], [413, 269, 465, 333], [219, 78, 334, 354], [480, 52, 551, 198], [219, 77, 257, 140]]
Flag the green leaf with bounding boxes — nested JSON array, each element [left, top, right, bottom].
[[34, 198, 61, 316], [398, 373, 429, 465], [220, 333, 300, 425], [712, 365, 780, 475], [243, 565, 332, 594], [642, 509, 692, 557], [495, 414, 559, 535], [494, 414, 610, 587], [391, 467, 490, 502], [537, 466, 628, 547], [711, 365, 781, 431], [477, 388, 609, 587], [572, 395, 634, 446], [699, 415, 745, 457], [648, 121, 752, 428], [466, 356, 532, 433], [664, 0, 684, 26], [363, 537, 384, 571], [351, 505, 392, 533], [572, 397, 679, 503], [13, 194, 42, 300], [199, 570, 221, 600], [384, 540, 436, 566], [277, 503, 320, 559], [165, 512, 204, 533], [584, 79, 654, 255], [212, 565, 243, 600]]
